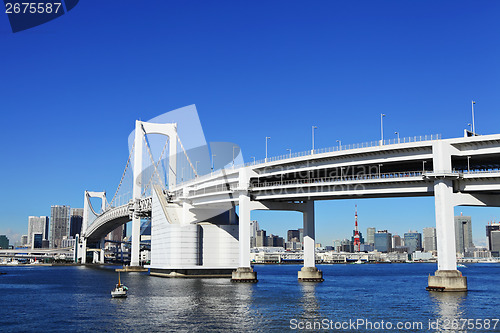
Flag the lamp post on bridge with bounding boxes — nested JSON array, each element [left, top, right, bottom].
[[312, 126, 317, 154], [471, 100, 476, 135], [378, 163, 383, 178], [395, 131, 400, 144], [422, 160, 427, 174], [467, 156, 471, 172], [195, 161, 199, 177], [380, 113, 386, 145], [265, 137, 271, 162], [286, 148, 292, 158], [336, 140, 341, 150], [251, 156, 255, 164]]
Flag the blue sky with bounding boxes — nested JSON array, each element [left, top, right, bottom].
[[1, 1, 499, 246]]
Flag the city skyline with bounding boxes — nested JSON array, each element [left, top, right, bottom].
[[1, 1, 500, 247]]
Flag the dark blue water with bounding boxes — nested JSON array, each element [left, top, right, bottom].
[[0, 263, 499, 332]]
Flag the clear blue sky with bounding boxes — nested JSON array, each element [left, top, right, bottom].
[[1, 1, 499, 246]]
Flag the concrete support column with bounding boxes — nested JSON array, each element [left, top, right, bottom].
[[298, 201, 323, 282], [229, 206, 237, 225], [100, 239, 106, 264], [81, 238, 87, 264], [434, 179, 457, 271], [131, 120, 143, 267], [231, 193, 257, 282], [427, 178, 467, 291]]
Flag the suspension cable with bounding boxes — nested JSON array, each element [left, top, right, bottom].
[[142, 135, 170, 196], [108, 141, 135, 208], [176, 134, 198, 178]]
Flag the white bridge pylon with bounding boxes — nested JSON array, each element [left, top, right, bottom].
[[80, 190, 106, 264], [131, 120, 178, 267]]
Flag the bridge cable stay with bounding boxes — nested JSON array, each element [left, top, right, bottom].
[[176, 134, 198, 179], [142, 135, 170, 196], [107, 141, 135, 209]]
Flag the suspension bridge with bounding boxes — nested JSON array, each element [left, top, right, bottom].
[[79, 105, 500, 290]]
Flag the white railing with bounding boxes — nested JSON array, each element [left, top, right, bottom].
[[173, 133, 441, 188], [252, 170, 426, 188], [242, 134, 441, 168]]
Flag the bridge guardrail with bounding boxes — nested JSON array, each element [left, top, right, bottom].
[[252, 171, 426, 188]]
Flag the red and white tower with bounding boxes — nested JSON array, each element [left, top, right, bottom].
[[353, 205, 361, 252]]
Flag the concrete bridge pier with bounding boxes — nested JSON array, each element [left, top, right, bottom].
[[298, 201, 323, 282], [427, 178, 467, 291], [80, 238, 87, 264], [231, 193, 258, 282]]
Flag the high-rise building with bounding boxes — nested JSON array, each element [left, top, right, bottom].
[[250, 220, 259, 239], [298, 228, 304, 243], [0, 235, 9, 249], [423, 227, 437, 252], [69, 208, 84, 238], [455, 215, 473, 254], [404, 231, 422, 254], [374, 230, 392, 253], [28, 216, 49, 246], [366, 227, 376, 245], [32, 233, 43, 249], [256, 229, 267, 247], [21, 235, 28, 246], [50, 205, 71, 248], [486, 222, 500, 257], [287, 229, 300, 242], [392, 234, 402, 248]]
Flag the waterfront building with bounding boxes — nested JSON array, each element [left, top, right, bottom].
[[423, 227, 437, 252], [255, 229, 267, 247], [285, 241, 302, 250], [333, 240, 342, 252], [267, 234, 284, 247], [374, 230, 392, 253], [50, 205, 71, 248], [392, 234, 402, 248], [69, 208, 84, 238], [32, 233, 43, 249], [486, 222, 500, 257], [298, 228, 303, 243], [455, 215, 473, 254], [28, 216, 49, 247], [0, 235, 9, 249], [404, 231, 422, 254], [287, 229, 300, 242], [250, 220, 259, 239], [60, 236, 76, 248], [366, 227, 376, 245], [21, 235, 28, 246], [341, 239, 353, 253], [359, 243, 374, 252]]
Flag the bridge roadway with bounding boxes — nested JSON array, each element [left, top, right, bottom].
[[84, 130, 500, 289]]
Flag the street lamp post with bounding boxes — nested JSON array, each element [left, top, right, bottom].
[[251, 156, 255, 164], [380, 114, 386, 145], [467, 156, 471, 172], [286, 148, 292, 158], [378, 163, 383, 178], [422, 160, 427, 174], [195, 161, 199, 177], [211, 154, 216, 173], [265, 137, 271, 162], [471, 100, 476, 135], [395, 131, 400, 143], [336, 140, 341, 150], [312, 126, 317, 154]]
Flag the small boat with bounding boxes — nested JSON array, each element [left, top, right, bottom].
[[111, 273, 128, 298], [457, 264, 467, 268], [353, 259, 364, 264]]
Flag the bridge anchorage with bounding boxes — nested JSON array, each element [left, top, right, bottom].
[[80, 105, 500, 290]]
